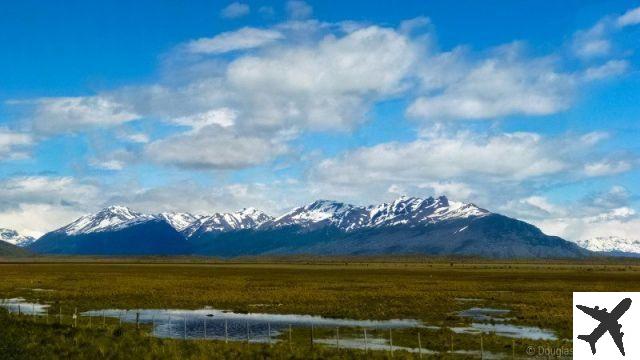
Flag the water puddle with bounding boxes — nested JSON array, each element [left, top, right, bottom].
[[0, 298, 49, 315], [455, 307, 557, 341], [81, 308, 423, 342], [457, 307, 511, 322], [451, 323, 557, 341]]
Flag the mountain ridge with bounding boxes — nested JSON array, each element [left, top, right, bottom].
[[27, 195, 591, 258]]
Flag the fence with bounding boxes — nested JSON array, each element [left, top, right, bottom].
[[1, 304, 515, 359]]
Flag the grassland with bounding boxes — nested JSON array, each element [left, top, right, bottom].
[[1, 257, 640, 359]]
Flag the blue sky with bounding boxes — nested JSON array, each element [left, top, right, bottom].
[[0, 0, 639, 241]]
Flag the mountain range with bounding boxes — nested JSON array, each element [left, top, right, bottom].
[[23, 196, 592, 258], [576, 236, 640, 256]]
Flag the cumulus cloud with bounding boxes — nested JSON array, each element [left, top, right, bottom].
[[145, 125, 288, 169], [0, 129, 33, 160], [502, 186, 640, 243], [220, 2, 250, 19], [617, 6, 640, 27], [0, 176, 100, 209], [30, 96, 139, 134], [583, 59, 629, 80], [312, 132, 570, 185], [226, 25, 416, 130], [169, 108, 236, 131], [186, 27, 283, 54], [408, 44, 574, 121], [584, 159, 633, 177]]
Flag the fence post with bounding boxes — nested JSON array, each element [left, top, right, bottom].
[[336, 327, 340, 350], [246, 321, 250, 343], [136, 312, 140, 329], [18, 304, 21, 316], [364, 328, 368, 354], [289, 324, 292, 352], [418, 332, 422, 359], [224, 319, 228, 343], [102, 310, 105, 327], [310, 324, 314, 350]]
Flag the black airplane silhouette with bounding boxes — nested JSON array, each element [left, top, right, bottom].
[[576, 298, 632, 356]]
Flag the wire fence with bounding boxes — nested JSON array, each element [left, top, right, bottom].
[[2, 302, 515, 359]]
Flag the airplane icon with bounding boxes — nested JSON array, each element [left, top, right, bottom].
[[576, 297, 632, 356]]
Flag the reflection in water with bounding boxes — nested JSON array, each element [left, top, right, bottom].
[[457, 307, 511, 322], [0, 298, 49, 315], [81, 308, 423, 342], [455, 307, 557, 341], [451, 322, 557, 341]]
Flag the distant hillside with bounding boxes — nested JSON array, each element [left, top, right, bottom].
[[0, 240, 31, 257]]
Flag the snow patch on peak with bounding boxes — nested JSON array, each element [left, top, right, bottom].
[[156, 212, 204, 232], [57, 205, 153, 235]]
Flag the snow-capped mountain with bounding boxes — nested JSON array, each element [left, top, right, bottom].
[[28, 196, 589, 258], [53, 205, 154, 235], [264, 196, 490, 232], [185, 208, 272, 237], [268, 200, 365, 231], [576, 236, 640, 254], [156, 212, 205, 232], [0, 228, 35, 247]]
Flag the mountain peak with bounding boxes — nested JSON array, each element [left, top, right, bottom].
[[0, 228, 35, 247], [57, 205, 151, 235]]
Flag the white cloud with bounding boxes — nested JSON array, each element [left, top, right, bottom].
[[583, 59, 629, 80], [0, 204, 87, 238], [408, 44, 573, 121], [311, 132, 570, 188], [417, 181, 476, 201], [170, 108, 236, 131], [617, 6, 640, 27], [119, 132, 149, 144], [31, 96, 139, 134], [286, 1, 312, 20], [571, 20, 612, 59], [0, 176, 100, 208], [186, 27, 283, 54], [145, 125, 288, 169], [220, 2, 250, 19], [227, 25, 416, 130], [584, 159, 633, 177], [0, 129, 33, 160]]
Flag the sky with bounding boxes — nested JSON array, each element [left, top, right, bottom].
[[0, 1, 639, 241]]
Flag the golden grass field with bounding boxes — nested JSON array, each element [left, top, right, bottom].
[[1, 257, 640, 359]]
